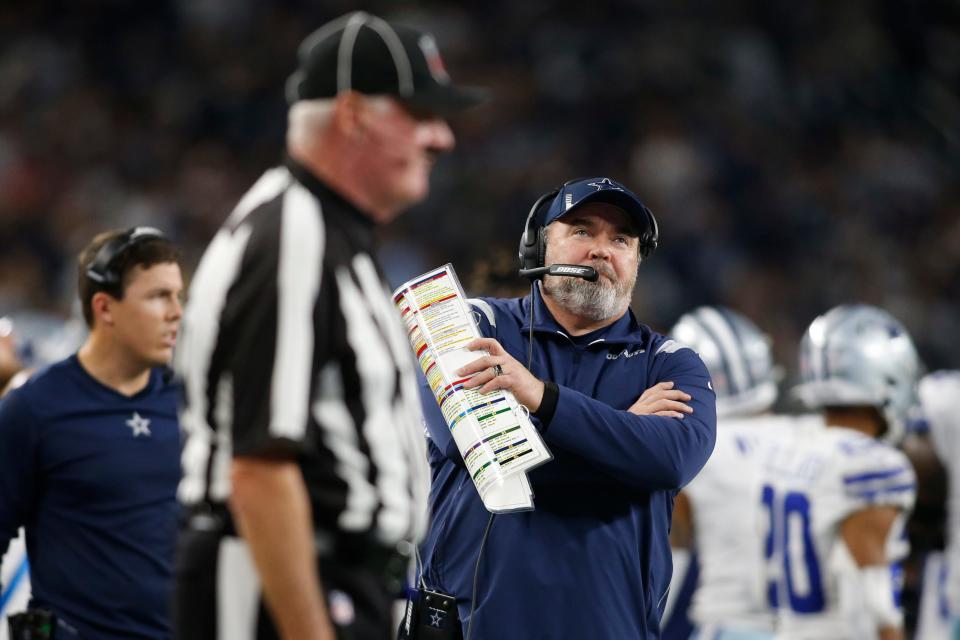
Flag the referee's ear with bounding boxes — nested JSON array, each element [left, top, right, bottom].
[[332, 90, 365, 138]]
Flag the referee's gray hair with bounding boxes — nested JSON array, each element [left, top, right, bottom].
[[286, 99, 336, 150]]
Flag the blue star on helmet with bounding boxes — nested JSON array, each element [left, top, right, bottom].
[[587, 178, 623, 191]]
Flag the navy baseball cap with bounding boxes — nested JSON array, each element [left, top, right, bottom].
[[542, 177, 659, 257], [543, 178, 652, 229], [285, 11, 488, 115]]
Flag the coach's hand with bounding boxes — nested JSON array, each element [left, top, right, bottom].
[[457, 338, 545, 412], [628, 381, 693, 419]]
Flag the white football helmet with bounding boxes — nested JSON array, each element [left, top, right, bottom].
[[670, 306, 778, 418], [794, 304, 921, 444]]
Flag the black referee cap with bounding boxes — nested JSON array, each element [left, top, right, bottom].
[[285, 11, 487, 116]]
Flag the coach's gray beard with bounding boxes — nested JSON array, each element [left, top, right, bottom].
[[542, 262, 635, 322]]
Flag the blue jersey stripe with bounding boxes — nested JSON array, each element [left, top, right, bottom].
[[847, 482, 916, 500], [843, 467, 908, 485]]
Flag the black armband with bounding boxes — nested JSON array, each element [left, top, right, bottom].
[[533, 381, 559, 433]]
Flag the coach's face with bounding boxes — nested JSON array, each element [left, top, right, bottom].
[[357, 96, 455, 220], [109, 262, 183, 367], [542, 203, 640, 322]]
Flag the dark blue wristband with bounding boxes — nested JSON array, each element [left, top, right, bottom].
[[532, 381, 559, 433]]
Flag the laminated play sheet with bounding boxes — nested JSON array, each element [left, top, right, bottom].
[[393, 264, 551, 512]]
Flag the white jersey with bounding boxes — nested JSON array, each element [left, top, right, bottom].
[[920, 371, 960, 621], [684, 413, 822, 632], [760, 426, 916, 639]]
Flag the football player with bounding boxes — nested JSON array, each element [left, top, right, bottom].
[[667, 306, 818, 639], [764, 304, 921, 640]]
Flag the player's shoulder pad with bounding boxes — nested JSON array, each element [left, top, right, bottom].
[[714, 417, 767, 458], [721, 414, 803, 456], [724, 413, 799, 438], [835, 437, 916, 510]]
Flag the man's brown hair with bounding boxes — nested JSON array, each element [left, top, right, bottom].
[[77, 229, 180, 327]]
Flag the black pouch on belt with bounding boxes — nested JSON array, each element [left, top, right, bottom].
[[398, 587, 461, 640], [8, 609, 57, 639]]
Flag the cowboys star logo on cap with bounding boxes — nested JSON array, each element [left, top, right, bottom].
[[587, 178, 624, 192], [541, 176, 660, 259]]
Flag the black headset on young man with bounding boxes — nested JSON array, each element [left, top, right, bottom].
[[85, 226, 168, 289], [517, 178, 659, 280]]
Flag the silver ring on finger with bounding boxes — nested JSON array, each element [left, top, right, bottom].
[[493, 364, 504, 377]]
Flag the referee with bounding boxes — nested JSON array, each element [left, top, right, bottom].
[[173, 11, 484, 640]]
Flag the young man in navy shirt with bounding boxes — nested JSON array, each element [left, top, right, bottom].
[[0, 228, 183, 639], [418, 178, 717, 639]]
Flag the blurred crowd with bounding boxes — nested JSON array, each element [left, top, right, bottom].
[[1, 0, 957, 383]]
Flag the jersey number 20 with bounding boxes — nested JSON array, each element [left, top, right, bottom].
[[762, 485, 826, 613]]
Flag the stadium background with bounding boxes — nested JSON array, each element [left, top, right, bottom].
[[0, 2, 958, 637], [0, 0, 957, 385]]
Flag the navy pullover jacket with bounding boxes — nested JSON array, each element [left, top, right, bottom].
[[419, 289, 717, 639]]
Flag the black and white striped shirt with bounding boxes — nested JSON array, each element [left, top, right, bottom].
[[175, 159, 429, 548]]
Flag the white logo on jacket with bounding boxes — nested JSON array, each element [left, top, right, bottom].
[[607, 348, 645, 360]]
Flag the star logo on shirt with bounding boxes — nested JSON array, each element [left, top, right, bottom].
[[126, 412, 151, 437], [587, 178, 623, 191]]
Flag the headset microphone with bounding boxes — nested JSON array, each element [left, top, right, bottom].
[[518, 263, 598, 282]]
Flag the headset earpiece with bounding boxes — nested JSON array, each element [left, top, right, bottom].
[[518, 188, 559, 273], [638, 207, 659, 259]]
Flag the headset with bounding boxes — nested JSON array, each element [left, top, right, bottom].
[[517, 178, 659, 278], [85, 226, 168, 289]]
